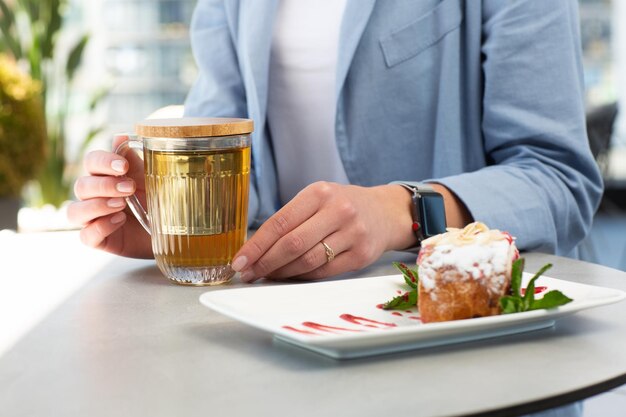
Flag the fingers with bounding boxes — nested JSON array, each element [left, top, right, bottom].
[[232, 183, 331, 273], [239, 210, 340, 281], [109, 134, 144, 189], [74, 175, 135, 201], [67, 197, 127, 226], [112, 134, 130, 150], [264, 234, 347, 280], [79, 211, 127, 249], [290, 252, 356, 281], [71, 135, 148, 255], [83, 150, 129, 176]]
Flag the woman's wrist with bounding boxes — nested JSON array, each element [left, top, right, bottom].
[[375, 183, 473, 252], [429, 183, 473, 228], [373, 184, 419, 251]]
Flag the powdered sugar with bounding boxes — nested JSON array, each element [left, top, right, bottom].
[[418, 239, 514, 297]]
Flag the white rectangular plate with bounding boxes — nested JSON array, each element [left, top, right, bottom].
[[199, 274, 626, 359]]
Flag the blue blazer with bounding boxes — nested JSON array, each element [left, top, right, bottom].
[[185, 0, 603, 256]]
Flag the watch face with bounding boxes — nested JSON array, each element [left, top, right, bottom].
[[419, 193, 447, 238]]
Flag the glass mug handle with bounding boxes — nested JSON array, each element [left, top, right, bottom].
[[113, 134, 151, 235]]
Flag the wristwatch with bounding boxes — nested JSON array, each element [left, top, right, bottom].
[[393, 182, 447, 248]]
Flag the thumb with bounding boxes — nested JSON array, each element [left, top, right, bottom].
[[112, 133, 132, 151]]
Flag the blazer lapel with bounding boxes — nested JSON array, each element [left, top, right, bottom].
[[237, 0, 280, 214], [336, 0, 376, 100], [238, 0, 279, 126]]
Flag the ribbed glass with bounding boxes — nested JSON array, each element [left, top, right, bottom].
[[144, 143, 250, 285]]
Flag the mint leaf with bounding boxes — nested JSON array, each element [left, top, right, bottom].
[[500, 296, 523, 314], [529, 290, 573, 310], [501, 260, 571, 314], [383, 290, 417, 310], [528, 263, 553, 284], [523, 263, 553, 310], [510, 258, 524, 297], [382, 263, 419, 310], [523, 274, 537, 311], [392, 262, 418, 289]]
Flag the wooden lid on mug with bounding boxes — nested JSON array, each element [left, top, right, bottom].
[[135, 117, 254, 138]]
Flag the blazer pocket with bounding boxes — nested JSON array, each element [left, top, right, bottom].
[[380, 0, 463, 68]]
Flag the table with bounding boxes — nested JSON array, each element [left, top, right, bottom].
[[1, 231, 626, 417]]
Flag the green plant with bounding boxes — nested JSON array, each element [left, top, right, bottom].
[[0, 0, 105, 207], [0, 54, 47, 197]]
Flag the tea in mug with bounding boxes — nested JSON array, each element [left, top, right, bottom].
[[144, 146, 251, 283]]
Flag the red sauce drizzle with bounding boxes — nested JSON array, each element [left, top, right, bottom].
[[339, 314, 397, 328], [282, 326, 318, 335], [283, 313, 412, 336], [520, 286, 548, 296], [376, 304, 384, 309], [301, 322, 361, 333]]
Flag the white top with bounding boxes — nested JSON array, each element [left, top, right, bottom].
[[267, 0, 350, 205]]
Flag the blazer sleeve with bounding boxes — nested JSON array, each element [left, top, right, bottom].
[[434, 0, 603, 255], [183, 0, 259, 222]]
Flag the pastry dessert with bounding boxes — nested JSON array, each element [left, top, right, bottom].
[[417, 222, 519, 323]]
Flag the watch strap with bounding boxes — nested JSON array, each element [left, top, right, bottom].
[[391, 181, 437, 249], [390, 181, 441, 252]]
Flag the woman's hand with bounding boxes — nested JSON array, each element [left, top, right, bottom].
[[231, 182, 416, 282], [67, 135, 153, 258]]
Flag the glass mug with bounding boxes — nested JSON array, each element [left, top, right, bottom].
[[115, 117, 253, 285]]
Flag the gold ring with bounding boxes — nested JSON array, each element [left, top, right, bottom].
[[321, 241, 335, 263]]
